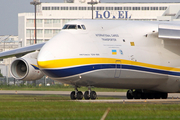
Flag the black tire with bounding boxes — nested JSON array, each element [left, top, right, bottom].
[[70, 91, 76, 100], [147, 93, 154, 99], [134, 91, 141, 99], [84, 91, 90, 100], [126, 90, 133, 99], [141, 93, 148, 99], [161, 93, 168, 99], [90, 91, 97, 100], [154, 93, 161, 99], [77, 91, 83, 100]]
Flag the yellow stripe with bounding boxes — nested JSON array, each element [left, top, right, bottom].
[[37, 58, 180, 72], [38, 58, 117, 68]]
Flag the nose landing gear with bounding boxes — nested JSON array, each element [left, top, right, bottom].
[[70, 86, 97, 100]]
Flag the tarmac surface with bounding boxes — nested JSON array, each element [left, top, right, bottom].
[[0, 90, 180, 104]]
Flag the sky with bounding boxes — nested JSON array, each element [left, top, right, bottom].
[[0, 0, 180, 35]]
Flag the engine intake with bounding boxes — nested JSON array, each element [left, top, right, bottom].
[[11, 58, 43, 81]]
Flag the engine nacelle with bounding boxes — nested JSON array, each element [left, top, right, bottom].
[[10, 57, 43, 81]]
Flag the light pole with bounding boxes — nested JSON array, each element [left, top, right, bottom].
[[30, 0, 41, 86], [30, 0, 41, 44], [88, 0, 98, 19]]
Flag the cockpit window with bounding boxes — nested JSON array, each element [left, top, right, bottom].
[[62, 25, 68, 29], [68, 25, 77, 29], [81, 25, 86, 30], [78, 25, 81, 29], [62, 24, 77, 29], [62, 24, 86, 30]]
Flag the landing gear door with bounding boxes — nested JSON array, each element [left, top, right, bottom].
[[114, 60, 121, 78]]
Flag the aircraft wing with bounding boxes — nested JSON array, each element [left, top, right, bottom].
[[0, 42, 45, 60], [158, 24, 180, 39]]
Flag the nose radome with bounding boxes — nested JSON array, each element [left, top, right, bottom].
[[37, 44, 55, 69]]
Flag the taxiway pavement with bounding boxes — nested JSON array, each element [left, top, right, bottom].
[[0, 90, 179, 99]]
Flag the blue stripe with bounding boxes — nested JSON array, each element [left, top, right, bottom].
[[40, 64, 180, 78], [31, 64, 40, 70]]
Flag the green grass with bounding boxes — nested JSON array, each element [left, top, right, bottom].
[[0, 84, 127, 92], [0, 95, 179, 120]]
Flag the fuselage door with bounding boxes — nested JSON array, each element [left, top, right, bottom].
[[114, 60, 121, 78]]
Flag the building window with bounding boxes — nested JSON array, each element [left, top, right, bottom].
[[79, 7, 86, 10], [88, 7, 95, 10], [44, 29, 52, 34], [45, 39, 49, 42], [52, 7, 59, 10], [150, 7, 158, 10], [114, 7, 122, 10], [42, 7, 50, 10], [132, 7, 140, 10], [53, 29, 61, 34], [97, 7, 104, 10], [141, 7, 149, 10], [70, 7, 77, 10], [53, 19, 60, 24], [106, 7, 113, 10], [159, 7, 167, 10], [37, 39, 43, 43], [37, 29, 43, 34], [61, 7, 68, 10], [124, 7, 131, 10], [26, 19, 34, 24], [44, 19, 52, 24], [37, 19, 42, 24], [26, 29, 34, 34]]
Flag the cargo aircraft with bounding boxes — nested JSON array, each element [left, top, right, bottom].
[[1, 20, 180, 100]]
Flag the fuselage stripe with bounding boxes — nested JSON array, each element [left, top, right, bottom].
[[40, 64, 180, 78]]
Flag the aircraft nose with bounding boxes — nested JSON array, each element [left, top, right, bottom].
[[37, 42, 55, 69]]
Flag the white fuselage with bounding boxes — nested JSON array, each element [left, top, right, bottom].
[[37, 20, 180, 93]]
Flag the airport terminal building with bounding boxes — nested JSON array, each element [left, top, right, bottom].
[[18, 0, 180, 46]]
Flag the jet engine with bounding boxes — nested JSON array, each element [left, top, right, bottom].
[[10, 52, 44, 81]]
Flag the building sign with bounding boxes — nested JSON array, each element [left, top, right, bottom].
[[96, 11, 131, 19]]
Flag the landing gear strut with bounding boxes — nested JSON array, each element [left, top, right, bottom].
[[126, 89, 168, 99]]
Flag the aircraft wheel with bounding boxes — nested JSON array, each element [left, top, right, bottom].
[[133, 91, 141, 99], [70, 91, 76, 100], [141, 93, 148, 99], [77, 91, 83, 100], [161, 93, 168, 99], [90, 91, 97, 100], [126, 90, 133, 99], [147, 93, 154, 99], [84, 91, 90, 100], [154, 93, 161, 99]]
